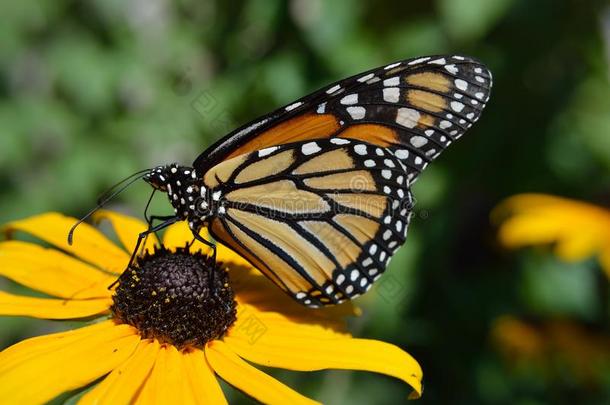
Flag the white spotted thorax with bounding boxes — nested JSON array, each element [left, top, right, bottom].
[[144, 164, 215, 231]]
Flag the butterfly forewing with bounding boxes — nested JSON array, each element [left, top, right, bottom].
[[194, 55, 492, 182]]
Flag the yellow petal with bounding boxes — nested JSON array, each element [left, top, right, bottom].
[[79, 339, 160, 405], [182, 348, 228, 405], [206, 340, 320, 405], [163, 222, 251, 268], [0, 291, 111, 319], [0, 241, 113, 299], [93, 210, 159, 255], [0, 320, 140, 404], [134, 344, 224, 405], [3, 212, 128, 274], [494, 194, 610, 266], [224, 316, 423, 399]]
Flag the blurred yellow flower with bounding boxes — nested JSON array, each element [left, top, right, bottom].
[[492, 193, 610, 278], [0, 211, 422, 404], [491, 316, 610, 384]]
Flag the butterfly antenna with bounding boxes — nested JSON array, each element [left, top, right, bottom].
[[68, 171, 150, 245], [96, 169, 151, 205]]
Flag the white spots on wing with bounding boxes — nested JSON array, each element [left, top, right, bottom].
[[453, 55, 465, 60], [410, 136, 428, 148], [364, 159, 376, 168], [395, 108, 420, 128], [357, 73, 375, 82], [450, 130, 459, 136], [395, 149, 409, 159], [350, 269, 359, 281], [383, 230, 392, 240], [384, 62, 401, 70], [475, 92, 485, 100], [346, 106, 366, 120], [258, 146, 279, 157], [474, 67, 483, 74], [340, 93, 358, 105], [384, 159, 395, 168], [466, 112, 475, 120], [383, 87, 400, 103], [439, 120, 452, 129], [429, 58, 446, 65], [383, 77, 400, 86], [450, 101, 465, 112], [316, 102, 327, 114], [424, 129, 435, 136], [171, 167, 177, 173], [369, 244, 378, 255], [302, 142, 321, 155], [212, 190, 222, 201], [445, 64, 458, 74], [408, 56, 430, 65], [414, 157, 423, 165], [330, 137, 351, 145], [366, 76, 381, 84], [471, 99, 479, 105], [326, 84, 342, 94], [381, 169, 392, 179], [296, 292, 306, 299], [375, 148, 384, 156], [232, 118, 270, 139], [336, 274, 345, 285], [218, 206, 226, 215], [455, 79, 468, 91], [354, 144, 367, 155], [454, 93, 463, 99], [475, 76, 485, 83], [285, 101, 303, 111]]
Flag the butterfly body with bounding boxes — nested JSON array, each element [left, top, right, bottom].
[[139, 55, 492, 307]]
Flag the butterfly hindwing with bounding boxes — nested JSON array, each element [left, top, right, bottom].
[[204, 138, 413, 307]]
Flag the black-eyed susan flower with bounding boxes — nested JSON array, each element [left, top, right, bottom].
[[492, 193, 610, 278], [0, 211, 422, 404]]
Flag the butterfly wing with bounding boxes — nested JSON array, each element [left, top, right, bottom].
[[204, 137, 412, 307], [194, 54, 492, 185], [196, 54, 492, 307]]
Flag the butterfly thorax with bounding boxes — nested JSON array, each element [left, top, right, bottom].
[[144, 164, 212, 229]]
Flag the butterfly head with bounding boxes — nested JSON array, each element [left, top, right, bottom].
[[144, 164, 207, 221]]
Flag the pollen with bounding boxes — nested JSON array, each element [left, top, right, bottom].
[[111, 246, 237, 349]]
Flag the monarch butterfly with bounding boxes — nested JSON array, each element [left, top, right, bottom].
[[70, 55, 492, 308]]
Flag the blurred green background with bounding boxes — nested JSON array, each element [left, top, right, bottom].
[[2, 0, 610, 403]]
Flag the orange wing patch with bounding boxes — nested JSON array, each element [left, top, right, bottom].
[[329, 193, 387, 218], [337, 124, 399, 147], [234, 150, 295, 184], [333, 214, 380, 245], [405, 71, 451, 92], [204, 154, 248, 188], [292, 148, 354, 175], [225, 113, 340, 160], [226, 180, 331, 214], [407, 90, 446, 113], [304, 170, 377, 192], [298, 221, 362, 269], [227, 209, 334, 285]]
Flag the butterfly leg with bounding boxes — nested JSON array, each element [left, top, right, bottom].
[[189, 229, 218, 297], [108, 216, 179, 290]]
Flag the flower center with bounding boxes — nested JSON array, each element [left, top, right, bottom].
[[111, 246, 237, 349]]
